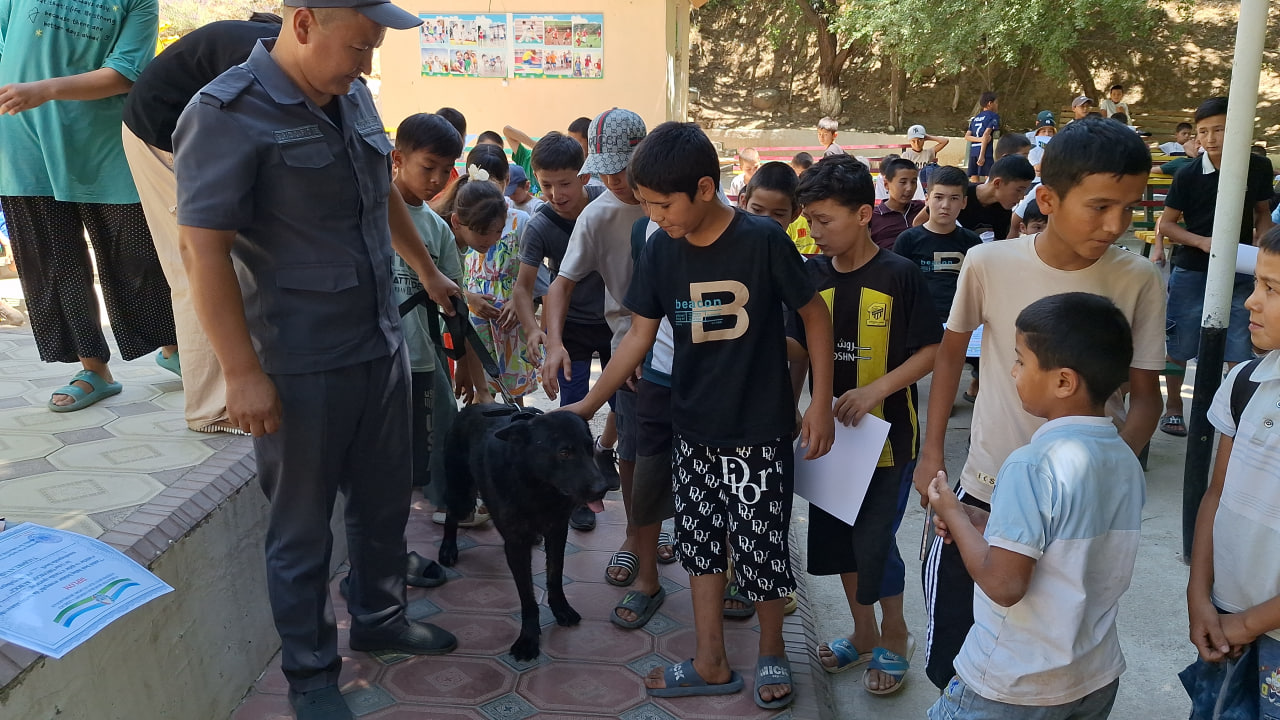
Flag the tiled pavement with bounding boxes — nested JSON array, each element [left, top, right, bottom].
[[229, 500, 828, 720], [0, 321, 240, 539], [0, 310, 831, 719]]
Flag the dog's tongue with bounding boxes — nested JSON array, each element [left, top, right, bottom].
[[587, 499, 606, 513]]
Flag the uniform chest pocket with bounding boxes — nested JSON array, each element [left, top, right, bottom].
[[279, 140, 335, 169], [360, 128, 393, 156]]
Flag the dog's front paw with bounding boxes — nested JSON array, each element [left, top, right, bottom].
[[438, 541, 459, 567], [509, 632, 541, 661], [550, 601, 581, 627]]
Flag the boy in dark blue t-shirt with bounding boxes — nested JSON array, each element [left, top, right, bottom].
[[964, 91, 1001, 181], [564, 122, 835, 710]]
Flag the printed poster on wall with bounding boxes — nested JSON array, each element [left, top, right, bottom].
[[419, 13, 509, 78], [512, 13, 604, 79]]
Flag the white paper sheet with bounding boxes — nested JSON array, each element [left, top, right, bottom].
[[1238, 244, 1259, 275], [794, 413, 891, 526], [0, 523, 173, 659]]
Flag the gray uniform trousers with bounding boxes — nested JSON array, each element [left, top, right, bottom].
[[255, 345, 412, 691]]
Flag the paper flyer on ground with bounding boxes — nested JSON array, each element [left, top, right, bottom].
[[419, 13, 510, 78], [0, 523, 173, 659], [512, 13, 603, 78]]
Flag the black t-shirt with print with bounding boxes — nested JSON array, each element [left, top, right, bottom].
[[625, 209, 815, 447], [1165, 153, 1275, 272], [893, 224, 983, 323], [956, 183, 1013, 240], [791, 250, 942, 466]]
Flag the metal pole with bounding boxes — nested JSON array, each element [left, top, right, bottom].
[[1181, 0, 1268, 560]]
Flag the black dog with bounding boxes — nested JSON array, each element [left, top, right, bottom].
[[438, 404, 609, 660]]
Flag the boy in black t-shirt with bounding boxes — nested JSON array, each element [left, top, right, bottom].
[[894, 165, 983, 323], [913, 155, 1034, 241], [564, 122, 835, 710], [1155, 97, 1276, 436], [793, 155, 942, 695]]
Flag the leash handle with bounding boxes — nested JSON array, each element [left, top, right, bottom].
[[400, 291, 519, 408]]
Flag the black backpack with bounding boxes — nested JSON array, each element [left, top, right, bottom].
[[1230, 357, 1264, 427]]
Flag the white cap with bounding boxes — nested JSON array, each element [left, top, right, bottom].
[[907, 125, 926, 139]]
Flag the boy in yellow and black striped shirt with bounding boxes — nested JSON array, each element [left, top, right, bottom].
[[788, 154, 942, 694]]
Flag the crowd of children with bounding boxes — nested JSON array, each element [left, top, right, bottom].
[[375, 87, 1280, 718]]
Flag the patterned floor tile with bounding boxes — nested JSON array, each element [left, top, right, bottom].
[[625, 653, 674, 678], [47, 436, 212, 473], [618, 702, 681, 720], [0, 511, 104, 538], [229, 692, 292, 720], [345, 684, 397, 716], [517, 662, 649, 715], [0, 471, 165, 513], [539, 619, 652, 663], [20, 379, 161, 409], [428, 611, 522, 656], [0, 405, 117, 433], [152, 391, 186, 412], [0, 378, 33, 399], [104, 411, 204, 439], [451, 543, 546, 578], [382, 656, 515, 705], [478, 693, 538, 720], [0, 431, 62, 462], [432, 577, 526, 615], [362, 705, 485, 719]]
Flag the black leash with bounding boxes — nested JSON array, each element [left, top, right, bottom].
[[398, 291, 520, 408]]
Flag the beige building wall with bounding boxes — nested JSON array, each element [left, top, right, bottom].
[[378, 0, 691, 139]]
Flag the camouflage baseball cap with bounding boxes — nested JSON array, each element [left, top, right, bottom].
[[579, 108, 647, 177]]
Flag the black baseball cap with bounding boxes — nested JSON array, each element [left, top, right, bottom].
[[283, 0, 421, 30]]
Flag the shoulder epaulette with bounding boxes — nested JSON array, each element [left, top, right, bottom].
[[196, 66, 255, 109]]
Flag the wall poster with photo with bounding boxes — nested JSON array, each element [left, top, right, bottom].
[[511, 13, 604, 79], [419, 13, 509, 78]]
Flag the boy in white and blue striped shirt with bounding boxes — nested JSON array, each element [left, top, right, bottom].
[[927, 292, 1144, 719]]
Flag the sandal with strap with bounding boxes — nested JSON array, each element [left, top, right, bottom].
[[611, 586, 666, 629], [820, 637, 872, 674], [1160, 414, 1188, 437], [605, 550, 638, 587], [755, 655, 794, 709], [656, 531, 678, 565], [862, 634, 915, 695], [48, 370, 121, 413], [647, 659, 744, 698], [722, 580, 756, 619]]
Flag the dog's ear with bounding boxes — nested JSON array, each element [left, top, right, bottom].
[[494, 421, 532, 444]]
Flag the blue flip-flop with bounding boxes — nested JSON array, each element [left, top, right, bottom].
[[611, 586, 666, 630], [647, 659, 744, 698], [863, 634, 916, 695], [155, 349, 181, 377], [755, 655, 794, 709], [48, 370, 121, 413], [821, 637, 872, 674]]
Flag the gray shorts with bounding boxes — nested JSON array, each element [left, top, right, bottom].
[[614, 386, 637, 463], [631, 379, 675, 526], [928, 676, 1119, 720]]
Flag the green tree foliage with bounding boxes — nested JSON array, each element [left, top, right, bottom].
[[837, 0, 1162, 101]]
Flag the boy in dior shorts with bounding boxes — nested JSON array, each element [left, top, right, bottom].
[[564, 122, 835, 710]]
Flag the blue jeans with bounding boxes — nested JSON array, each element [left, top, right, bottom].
[[1166, 266, 1255, 363], [928, 676, 1119, 720]]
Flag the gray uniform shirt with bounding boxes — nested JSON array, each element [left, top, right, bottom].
[[173, 40, 401, 375]]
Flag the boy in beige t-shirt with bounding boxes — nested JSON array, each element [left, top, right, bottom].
[[912, 117, 1166, 691]]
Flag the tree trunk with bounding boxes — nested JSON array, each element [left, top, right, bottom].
[[796, 0, 857, 120], [1066, 55, 1099, 102], [888, 56, 904, 130]]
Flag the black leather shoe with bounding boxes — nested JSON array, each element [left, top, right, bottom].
[[569, 504, 597, 531], [288, 685, 354, 720], [349, 619, 458, 655]]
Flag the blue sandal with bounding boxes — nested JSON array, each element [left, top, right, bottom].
[[821, 637, 872, 674], [155, 349, 181, 377], [647, 659, 744, 698], [48, 370, 121, 413], [611, 586, 666, 630], [755, 655, 794, 709], [862, 634, 915, 695]]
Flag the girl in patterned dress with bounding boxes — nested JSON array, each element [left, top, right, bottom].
[[435, 144, 539, 401]]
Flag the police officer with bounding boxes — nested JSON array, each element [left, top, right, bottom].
[[172, 3, 460, 719]]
